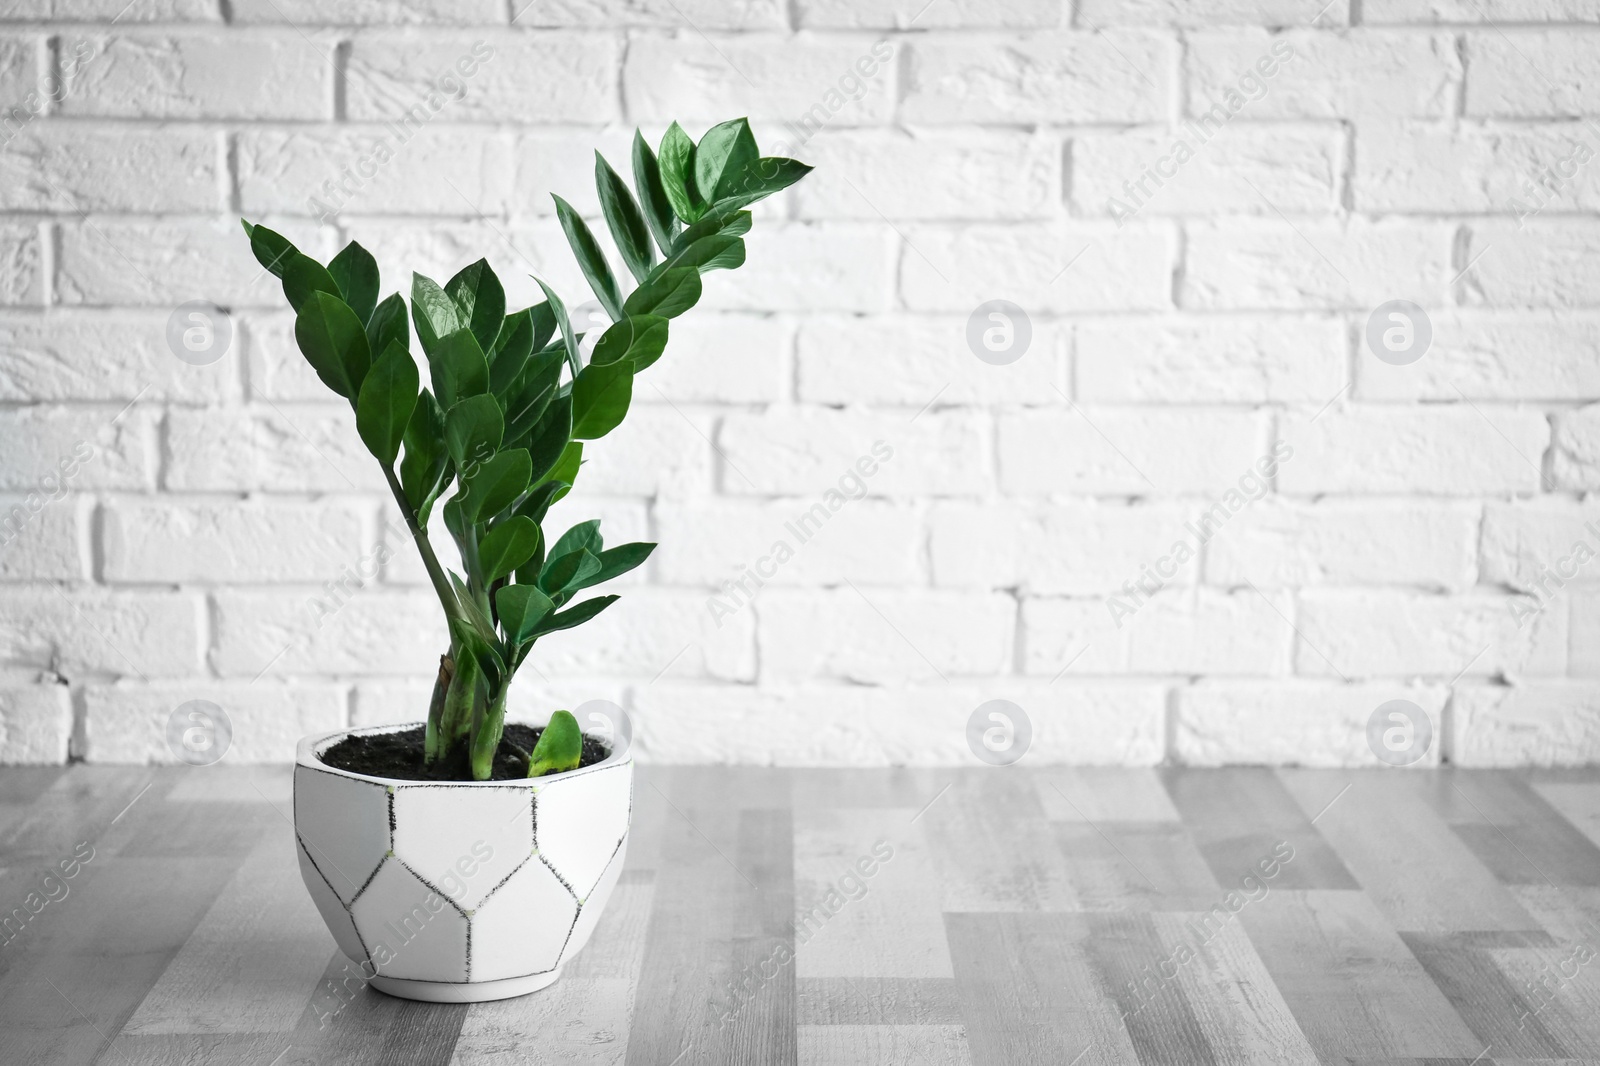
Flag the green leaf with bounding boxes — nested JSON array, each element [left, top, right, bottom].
[[658, 122, 705, 223], [670, 207, 752, 255], [552, 194, 624, 321], [695, 117, 761, 203], [411, 273, 462, 357], [532, 278, 581, 379], [504, 349, 563, 445], [667, 234, 746, 275], [445, 258, 507, 355], [596, 151, 655, 285], [570, 359, 633, 440], [282, 253, 342, 314], [366, 293, 410, 358], [400, 389, 449, 517], [243, 221, 298, 279], [488, 308, 535, 394], [529, 300, 557, 353], [539, 548, 602, 596], [293, 291, 372, 400], [526, 709, 583, 777], [714, 156, 814, 210], [430, 328, 490, 409], [622, 265, 702, 319], [328, 241, 380, 324], [589, 541, 656, 586], [496, 583, 555, 644], [356, 340, 419, 466], [632, 130, 681, 256], [479, 515, 541, 582], [530, 595, 618, 638], [525, 393, 574, 484], [549, 519, 602, 561], [515, 478, 566, 528], [444, 393, 504, 471], [462, 448, 531, 523], [591, 314, 669, 373], [539, 440, 583, 493]]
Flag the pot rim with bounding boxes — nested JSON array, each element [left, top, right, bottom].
[[295, 721, 632, 789]]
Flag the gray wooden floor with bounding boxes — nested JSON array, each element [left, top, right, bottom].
[[6, 766, 1600, 1064]]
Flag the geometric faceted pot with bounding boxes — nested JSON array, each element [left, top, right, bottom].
[[293, 723, 633, 1003]]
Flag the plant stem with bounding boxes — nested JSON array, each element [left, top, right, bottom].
[[381, 466, 465, 627]]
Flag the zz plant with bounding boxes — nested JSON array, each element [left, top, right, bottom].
[[243, 118, 809, 781]]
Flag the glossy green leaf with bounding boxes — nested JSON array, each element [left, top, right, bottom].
[[570, 359, 632, 440], [670, 207, 752, 255], [488, 308, 534, 393], [596, 151, 655, 285], [461, 448, 531, 523], [632, 130, 680, 256], [667, 234, 745, 275], [591, 314, 669, 373], [444, 393, 504, 471], [503, 349, 563, 443], [539, 440, 583, 494], [399, 389, 449, 519], [713, 156, 814, 210], [549, 519, 602, 561], [283, 253, 341, 314], [589, 541, 656, 586], [523, 392, 573, 485], [356, 340, 419, 466], [658, 122, 705, 223], [479, 515, 541, 582], [411, 273, 461, 357], [530, 595, 618, 638], [695, 117, 760, 203], [445, 258, 506, 355], [293, 290, 371, 400], [495, 583, 555, 644], [526, 709, 582, 777], [243, 220, 298, 279], [552, 194, 624, 321], [538, 548, 602, 596], [529, 300, 557, 353], [366, 293, 410, 358], [515, 478, 566, 528], [429, 328, 490, 409], [621, 265, 701, 319], [532, 278, 581, 379], [328, 241, 380, 324]]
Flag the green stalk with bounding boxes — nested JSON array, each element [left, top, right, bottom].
[[470, 684, 509, 781], [423, 653, 453, 763], [381, 466, 466, 628]]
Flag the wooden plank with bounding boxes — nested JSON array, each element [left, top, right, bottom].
[[796, 978, 962, 1026], [1052, 821, 1220, 911], [793, 807, 951, 978], [1237, 890, 1483, 1061], [1279, 770, 1540, 933], [1400, 931, 1568, 1059], [790, 769, 949, 811], [945, 912, 1140, 1066], [164, 763, 293, 804], [797, 1024, 971, 1066], [1035, 769, 1180, 823], [917, 771, 1076, 912], [1073, 911, 1218, 1066], [1165, 768, 1358, 890]]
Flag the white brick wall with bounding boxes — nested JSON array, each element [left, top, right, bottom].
[[1, 0, 1596, 768]]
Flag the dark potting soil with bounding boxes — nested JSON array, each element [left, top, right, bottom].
[[318, 724, 611, 782]]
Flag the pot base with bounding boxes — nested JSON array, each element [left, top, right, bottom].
[[369, 968, 563, 1003]]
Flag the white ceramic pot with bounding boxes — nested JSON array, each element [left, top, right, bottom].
[[293, 723, 633, 1003]]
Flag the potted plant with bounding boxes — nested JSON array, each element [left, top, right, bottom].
[[251, 119, 810, 1003]]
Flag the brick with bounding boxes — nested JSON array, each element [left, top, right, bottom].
[[0, 0, 217, 19], [345, 34, 616, 124], [0, 587, 201, 678], [796, 1, 1056, 28], [1208, 500, 1479, 590], [1358, 311, 1600, 401], [757, 589, 1013, 683], [0, 684, 72, 763], [699, 223, 894, 314], [1357, 121, 1600, 213], [1187, 30, 1459, 119], [0, 311, 240, 403], [1454, 683, 1600, 767], [1459, 221, 1600, 309], [0, 126, 218, 212], [648, 313, 788, 405], [998, 408, 1264, 495], [213, 588, 447, 678], [527, 0, 784, 27], [0, 494, 83, 581], [1183, 218, 1453, 310], [1466, 30, 1600, 117], [900, 224, 1173, 314], [930, 500, 1201, 595], [83, 682, 345, 763], [1554, 404, 1600, 491], [1482, 500, 1600, 594], [1021, 596, 1142, 676], [236, 127, 513, 219], [164, 405, 387, 493], [795, 129, 1062, 221], [0, 223, 43, 306], [1573, 588, 1600, 676], [228, 0, 502, 22], [56, 218, 294, 309], [0, 405, 150, 491], [1367, 0, 1600, 21], [1296, 590, 1566, 679], [798, 314, 1065, 407], [720, 409, 986, 496], [59, 32, 327, 119], [1081, 0, 1348, 23], [1280, 408, 1549, 495], [630, 681, 1165, 764], [902, 34, 1168, 124], [511, 129, 637, 217], [0, 34, 43, 112], [352, 678, 631, 728], [529, 588, 755, 682], [102, 499, 367, 584], [567, 405, 713, 499], [1073, 126, 1342, 217], [625, 35, 897, 125], [1077, 315, 1344, 402], [1176, 682, 1447, 767], [655, 498, 922, 587]]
